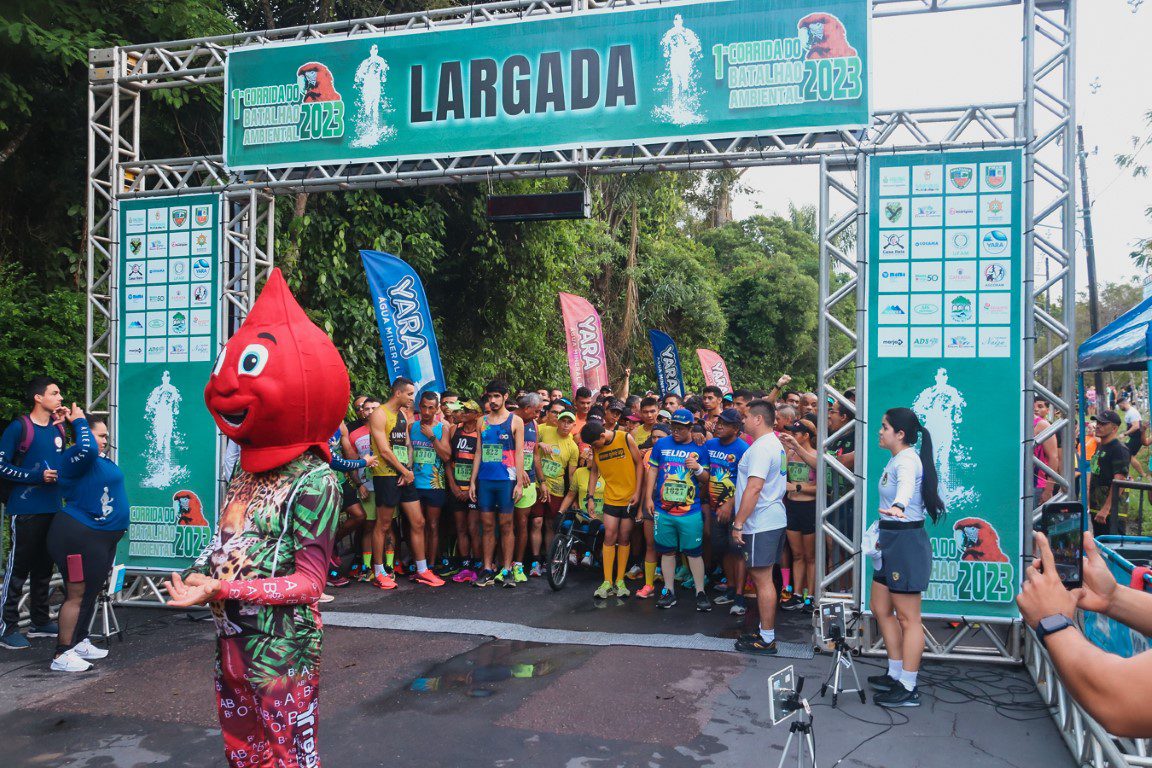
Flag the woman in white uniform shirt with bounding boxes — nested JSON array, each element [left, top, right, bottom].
[[869, 407, 945, 708]]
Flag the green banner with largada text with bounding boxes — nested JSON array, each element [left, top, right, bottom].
[[863, 150, 1024, 621], [116, 194, 221, 572], [223, 0, 870, 169]]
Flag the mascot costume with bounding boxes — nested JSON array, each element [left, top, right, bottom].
[[165, 268, 349, 768]]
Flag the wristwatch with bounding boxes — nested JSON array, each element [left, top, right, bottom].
[[794, 482, 802, 493], [1035, 614, 1075, 647]]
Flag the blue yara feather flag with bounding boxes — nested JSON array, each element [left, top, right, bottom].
[[360, 250, 446, 395], [648, 329, 685, 397]]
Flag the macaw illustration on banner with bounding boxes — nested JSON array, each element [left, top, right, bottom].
[[559, 292, 609, 394], [696, 348, 732, 393], [360, 250, 446, 395], [648, 330, 685, 397]]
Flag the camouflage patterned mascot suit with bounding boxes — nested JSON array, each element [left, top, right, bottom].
[[165, 268, 349, 767]]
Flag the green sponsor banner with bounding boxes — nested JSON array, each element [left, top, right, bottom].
[[116, 195, 220, 571], [224, 0, 870, 170], [863, 150, 1023, 620]]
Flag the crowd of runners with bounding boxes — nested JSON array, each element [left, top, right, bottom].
[[316, 372, 857, 631]]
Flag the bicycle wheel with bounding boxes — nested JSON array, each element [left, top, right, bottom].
[[546, 535, 572, 591]]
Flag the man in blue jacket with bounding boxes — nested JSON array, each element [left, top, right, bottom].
[[0, 376, 66, 648]]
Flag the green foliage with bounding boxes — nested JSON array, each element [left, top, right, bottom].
[[0, 264, 85, 422]]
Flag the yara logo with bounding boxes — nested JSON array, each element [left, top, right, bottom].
[[659, 347, 680, 393], [709, 362, 730, 390], [386, 276, 428, 357], [577, 315, 602, 370]]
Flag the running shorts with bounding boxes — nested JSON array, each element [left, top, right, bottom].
[[602, 503, 633, 520], [374, 475, 418, 508], [741, 527, 785, 569], [514, 481, 538, 511], [785, 498, 817, 535], [416, 488, 446, 509], [654, 511, 704, 557], [476, 479, 515, 515]]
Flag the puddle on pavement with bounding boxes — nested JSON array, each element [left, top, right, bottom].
[[408, 639, 592, 697]]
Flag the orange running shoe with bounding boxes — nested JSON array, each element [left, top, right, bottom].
[[414, 569, 445, 588], [636, 584, 656, 599], [373, 573, 397, 590]]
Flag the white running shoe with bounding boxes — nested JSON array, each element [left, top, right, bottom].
[[51, 649, 93, 672], [580, 552, 593, 567], [73, 638, 109, 660], [318, 593, 335, 603]]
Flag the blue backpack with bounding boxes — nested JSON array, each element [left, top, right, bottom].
[[0, 416, 66, 504]]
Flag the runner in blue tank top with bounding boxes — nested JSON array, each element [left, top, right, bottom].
[[470, 380, 524, 588], [512, 393, 545, 584]]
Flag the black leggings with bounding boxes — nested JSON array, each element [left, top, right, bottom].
[[46, 513, 123, 651]]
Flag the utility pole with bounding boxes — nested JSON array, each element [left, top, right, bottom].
[[1078, 124, 1105, 407]]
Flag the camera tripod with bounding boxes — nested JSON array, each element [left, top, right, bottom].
[[819, 628, 865, 707], [86, 577, 123, 642], [777, 705, 818, 768]]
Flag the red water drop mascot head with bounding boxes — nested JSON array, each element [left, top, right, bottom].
[[204, 268, 350, 473]]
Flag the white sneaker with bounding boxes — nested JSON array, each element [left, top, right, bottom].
[[318, 593, 335, 603], [73, 639, 109, 660], [580, 553, 593, 567], [51, 649, 93, 672]]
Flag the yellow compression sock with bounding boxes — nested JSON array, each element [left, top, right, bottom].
[[602, 545, 615, 584], [615, 544, 631, 583], [644, 560, 657, 588], [385, 549, 395, 569], [361, 551, 372, 568]]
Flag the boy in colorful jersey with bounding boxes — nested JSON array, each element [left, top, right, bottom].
[[644, 409, 713, 612], [471, 381, 525, 587], [448, 401, 483, 582], [410, 391, 452, 578], [703, 409, 749, 615], [581, 419, 643, 599], [166, 269, 346, 768]]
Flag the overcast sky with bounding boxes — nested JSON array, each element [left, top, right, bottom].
[[732, 1, 1152, 290]]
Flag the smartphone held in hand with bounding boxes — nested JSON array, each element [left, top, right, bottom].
[[1037, 502, 1086, 589]]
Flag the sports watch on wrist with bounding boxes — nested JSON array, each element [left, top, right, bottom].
[[1035, 614, 1074, 646]]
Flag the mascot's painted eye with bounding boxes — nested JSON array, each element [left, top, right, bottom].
[[238, 344, 270, 377], [212, 348, 228, 377]]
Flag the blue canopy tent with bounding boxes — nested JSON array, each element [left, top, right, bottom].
[[1077, 293, 1152, 508]]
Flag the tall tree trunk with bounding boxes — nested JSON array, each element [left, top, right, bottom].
[[613, 201, 640, 373], [279, 192, 310, 275]]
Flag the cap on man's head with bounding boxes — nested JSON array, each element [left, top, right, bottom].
[[607, 399, 626, 413], [717, 408, 743, 426], [670, 408, 695, 426], [460, 400, 482, 413], [558, 411, 576, 422], [1093, 410, 1122, 426], [657, 409, 673, 421], [624, 413, 641, 423], [445, 401, 464, 412]]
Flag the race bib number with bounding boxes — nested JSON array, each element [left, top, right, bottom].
[[392, 445, 410, 464], [482, 443, 504, 463], [542, 458, 563, 477], [662, 480, 690, 505], [414, 447, 435, 465], [454, 463, 473, 483]]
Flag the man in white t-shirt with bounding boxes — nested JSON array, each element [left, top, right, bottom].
[[1119, 397, 1145, 477], [731, 399, 788, 655]]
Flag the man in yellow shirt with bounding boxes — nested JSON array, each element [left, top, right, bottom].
[[580, 420, 643, 599], [533, 410, 579, 575]]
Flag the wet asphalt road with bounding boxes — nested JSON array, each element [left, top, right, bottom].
[[0, 569, 1074, 767]]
